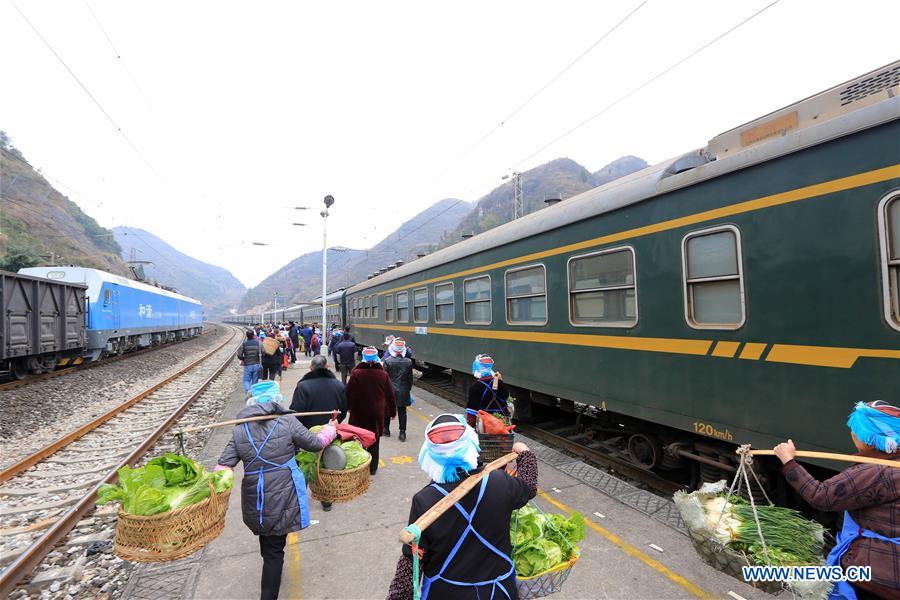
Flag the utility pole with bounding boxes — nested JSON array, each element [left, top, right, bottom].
[[321, 195, 335, 355], [512, 171, 523, 219]]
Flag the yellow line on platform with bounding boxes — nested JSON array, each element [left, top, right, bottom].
[[536, 491, 715, 599], [286, 531, 302, 600]]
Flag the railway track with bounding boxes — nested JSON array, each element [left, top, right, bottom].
[[0, 331, 208, 392], [414, 372, 683, 497], [0, 326, 243, 596]]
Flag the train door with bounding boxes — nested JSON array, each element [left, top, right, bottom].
[[101, 284, 121, 329]]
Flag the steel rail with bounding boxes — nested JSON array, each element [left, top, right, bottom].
[[0, 328, 240, 596], [413, 374, 682, 496], [0, 330, 235, 485]]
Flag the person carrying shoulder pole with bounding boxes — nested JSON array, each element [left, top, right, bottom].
[[386, 414, 537, 599], [215, 386, 338, 600], [772, 400, 900, 600]]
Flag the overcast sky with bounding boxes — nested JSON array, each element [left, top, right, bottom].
[[2, 1, 897, 287]]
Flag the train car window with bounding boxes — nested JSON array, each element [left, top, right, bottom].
[[103, 289, 111, 307], [413, 288, 428, 322], [364, 296, 371, 318], [568, 248, 636, 327], [682, 226, 746, 329], [880, 193, 900, 329], [464, 276, 491, 325], [385, 294, 394, 322], [505, 265, 547, 325], [372, 295, 378, 320], [434, 282, 455, 323], [397, 291, 409, 322]]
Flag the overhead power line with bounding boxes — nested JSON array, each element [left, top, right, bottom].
[[435, 0, 647, 180], [10, 1, 168, 187], [83, 0, 160, 121], [387, 0, 784, 255], [509, 0, 783, 171]]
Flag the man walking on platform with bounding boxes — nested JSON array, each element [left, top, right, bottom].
[[300, 324, 313, 357], [237, 330, 263, 394], [287, 322, 299, 364], [289, 355, 347, 511], [334, 334, 357, 384]]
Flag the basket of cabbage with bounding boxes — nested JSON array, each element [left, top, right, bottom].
[[96, 453, 234, 562], [296, 426, 372, 503], [511, 504, 585, 599]]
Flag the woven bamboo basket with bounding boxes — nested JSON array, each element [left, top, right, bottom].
[[114, 484, 231, 563], [308, 455, 371, 503], [478, 432, 514, 463], [516, 555, 579, 599]]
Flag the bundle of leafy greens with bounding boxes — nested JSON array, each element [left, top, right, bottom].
[[510, 505, 585, 577], [96, 453, 233, 516], [702, 494, 826, 566], [295, 428, 371, 482]]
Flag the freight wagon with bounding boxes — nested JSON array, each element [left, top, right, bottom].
[[344, 62, 900, 490], [0, 270, 87, 379]]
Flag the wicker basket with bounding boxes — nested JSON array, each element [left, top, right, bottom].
[[516, 556, 578, 599], [478, 433, 514, 463], [114, 485, 231, 563], [308, 455, 372, 503]]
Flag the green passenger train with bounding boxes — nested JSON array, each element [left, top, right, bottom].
[[342, 61, 900, 484]]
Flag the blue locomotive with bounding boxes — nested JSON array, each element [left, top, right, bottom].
[[18, 266, 202, 362]]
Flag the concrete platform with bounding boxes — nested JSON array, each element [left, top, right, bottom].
[[123, 352, 775, 600]]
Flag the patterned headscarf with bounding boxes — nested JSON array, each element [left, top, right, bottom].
[[848, 400, 900, 454], [472, 354, 495, 379], [246, 380, 284, 406], [361, 346, 381, 363], [389, 338, 407, 357], [418, 414, 481, 483]]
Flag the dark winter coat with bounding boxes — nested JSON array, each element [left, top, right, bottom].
[[217, 402, 327, 536], [289, 367, 347, 429], [346, 363, 396, 438], [335, 339, 358, 367], [237, 339, 263, 365], [300, 327, 313, 344], [383, 355, 413, 407], [288, 325, 300, 345], [261, 345, 283, 368]]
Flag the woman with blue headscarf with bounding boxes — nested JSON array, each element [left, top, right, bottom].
[[465, 354, 510, 428], [387, 414, 537, 599], [773, 401, 900, 600]]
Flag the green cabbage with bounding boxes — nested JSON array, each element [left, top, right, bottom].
[[510, 505, 585, 576], [296, 449, 320, 482], [341, 441, 370, 470], [96, 454, 233, 516]]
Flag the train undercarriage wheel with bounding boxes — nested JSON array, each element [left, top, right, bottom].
[[627, 433, 663, 470], [10, 360, 28, 380]]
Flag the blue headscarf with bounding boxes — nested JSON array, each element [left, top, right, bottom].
[[847, 401, 900, 454], [246, 380, 284, 406], [418, 414, 481, 483], [471, 354, 495, 379]]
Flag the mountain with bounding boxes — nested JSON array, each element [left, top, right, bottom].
[[112, 226, 246, 317], [239, 198, 472, 311], [0, 133, 128, 275], [442, 155, 648, 244]]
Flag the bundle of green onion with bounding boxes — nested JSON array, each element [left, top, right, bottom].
[[703, 494, 825, 566]]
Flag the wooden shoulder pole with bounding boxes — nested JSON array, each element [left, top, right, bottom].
[[751, 449, 900, 468], [399, 452, 519, 545], [177, 411, 336, 435]]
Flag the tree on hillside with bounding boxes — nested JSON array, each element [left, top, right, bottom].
[[0, 237, 40, 272], [0, 131, 26, 161]]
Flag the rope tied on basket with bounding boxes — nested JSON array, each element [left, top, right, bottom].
[[404, 523, 423, 600], [714, 444, 774, 565]]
